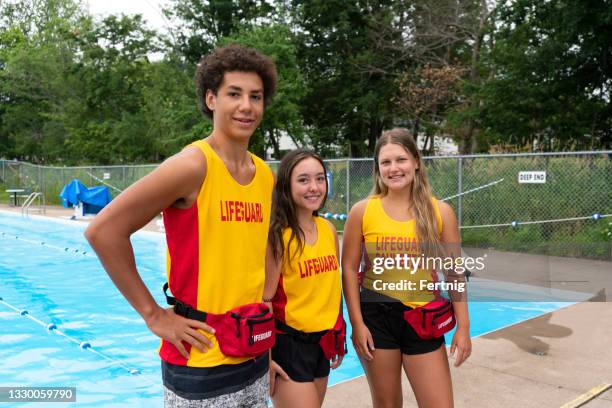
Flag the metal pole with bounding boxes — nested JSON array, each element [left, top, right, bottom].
[[457, 157, 463, 227], [38, 165, 42, 194], [345, 159, 350, 216]]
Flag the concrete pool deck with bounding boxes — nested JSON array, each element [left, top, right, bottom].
[[3, 203, 611, 407], [0, 203, 163, 232], [324, 302, 612, 407]]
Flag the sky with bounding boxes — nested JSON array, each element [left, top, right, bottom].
[[85, 0, 172, 32]]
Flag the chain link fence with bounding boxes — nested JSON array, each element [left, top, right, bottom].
[[2, 151, 611, 259], [0, 161, 158, 204], [337, 152, 612, 260]]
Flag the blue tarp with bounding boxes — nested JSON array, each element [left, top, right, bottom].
[[59, 179, 112, 214]]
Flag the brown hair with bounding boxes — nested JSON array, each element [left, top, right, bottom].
[[195, 44, 278, 119], [372, 128, 443, 257], [269, 149, 328, 262]]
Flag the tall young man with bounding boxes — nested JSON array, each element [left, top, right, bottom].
[[85, 45, 277, 407]]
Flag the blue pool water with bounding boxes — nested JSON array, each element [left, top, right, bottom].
[[0, 211, 573, 406]]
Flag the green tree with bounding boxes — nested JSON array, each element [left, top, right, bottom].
[[474, 0, 612, 150], [63, 13, 161, 163], [163, 0, 275, 64], [380, 0, 493, 154], [288, 0, 407, 157], [140, 57, 209, 159], [0, 0, 85, 162]]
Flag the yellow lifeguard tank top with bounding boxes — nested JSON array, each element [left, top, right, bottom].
[[159, 139, 274, 367], [361, 196, 443, 308], [273, 216, 341, 332]]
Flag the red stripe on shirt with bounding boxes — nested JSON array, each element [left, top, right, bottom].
[[159, 204, 200, 365]]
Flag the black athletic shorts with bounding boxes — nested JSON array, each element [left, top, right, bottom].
[[272, 332, 330, 382], [361, 300, 445, 355], [161, 353, 269, 400]]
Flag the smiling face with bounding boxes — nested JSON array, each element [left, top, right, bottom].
[[290, 157, 327, 213], [205, 71, 264, 142], [377, 142, 419, 192]]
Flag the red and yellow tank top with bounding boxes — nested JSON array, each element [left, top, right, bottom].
[[273, 216, 341, 332], [361, 196, 443, 308], [159, 139, 274, 367]]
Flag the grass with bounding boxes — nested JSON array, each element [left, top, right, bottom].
[[0, 187, 9, 203]]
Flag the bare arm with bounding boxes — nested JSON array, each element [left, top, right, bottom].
[[438, 200, 471, 366], [438, 201, 469, 324], [341, 201, 366, 326], [341, 200, 374, 360], [325, 218, 345, 368], [263, 242, 282, 306], [322, 218, 342, 311], [333, 220, 342, 317], [85, 147, 214, 358], [263, 236, 290, 394], [264, 172, 279, 307]]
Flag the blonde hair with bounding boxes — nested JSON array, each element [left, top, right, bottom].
[[372, 128, 444, 257]]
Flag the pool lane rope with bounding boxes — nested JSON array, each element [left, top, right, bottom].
[[0, 296, 142, 376], [321, 210, 611, 229], [317, 176, 611, 229], [0, 231, 90, 256], [320, 210, 611, 229], [0, 231, 158, 274], [461, 213, 612, 229]]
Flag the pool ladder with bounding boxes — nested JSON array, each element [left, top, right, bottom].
[[21, 192, 46, 216]]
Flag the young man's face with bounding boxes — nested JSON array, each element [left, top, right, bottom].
[[206, 71, 264, 142]]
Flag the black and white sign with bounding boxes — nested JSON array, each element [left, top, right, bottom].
[[518, 171, 546, 184]]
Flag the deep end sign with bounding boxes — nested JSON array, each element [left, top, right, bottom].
[[518, 171, 546, 183]]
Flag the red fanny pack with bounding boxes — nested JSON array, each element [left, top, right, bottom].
[[205, 303, 276, 358], [163, 283, 275, 358], [402, 299, 456, 339], [319, 313, 348, 360]]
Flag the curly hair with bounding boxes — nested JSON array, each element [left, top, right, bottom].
[[195, 44, 278, 119]]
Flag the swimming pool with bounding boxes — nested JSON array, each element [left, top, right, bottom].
[[0, 210, 574, 406]]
